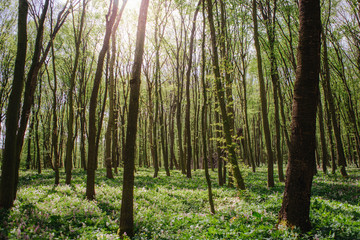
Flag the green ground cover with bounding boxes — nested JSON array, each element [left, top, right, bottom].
[[0, 167, 359, 239]]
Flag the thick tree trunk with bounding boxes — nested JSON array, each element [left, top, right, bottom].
[[119, 0, 149, 237], [278, 0, 321, 232], [0, 0, 28, 209]]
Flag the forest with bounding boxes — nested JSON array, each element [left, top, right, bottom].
[[0, 0, 359, 239]]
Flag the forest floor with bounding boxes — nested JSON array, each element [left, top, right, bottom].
[[0, 166, 359, 239]]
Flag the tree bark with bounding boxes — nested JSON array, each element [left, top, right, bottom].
[[201, 3, 215, 213], [185, 0, 201, 178], [261, 0, 285, 182], [26, 115, 34, 170], [119, 0, 149, 237], [87, 0, 119, 200], [206, 0, 245, 190], [252, 0, 274, 187], [65, 0, 87, 184], [0, 0, 28, 209], [104, 1, 126, 179], [169, 97, 178, 170], [278, 0, 321, 232], [321, 28, 348, 177], [318, 96, 328, 174], [159, 89, 170, 176], [49, 43, 60, 185], [14, 1, 68, 197]]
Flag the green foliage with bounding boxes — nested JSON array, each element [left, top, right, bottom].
[[0, 168, 359, 239]]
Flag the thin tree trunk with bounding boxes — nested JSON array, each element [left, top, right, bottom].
[[14, 1, 68, 198], [159, 89, 170, 176], [318, 96, 328, 174], [153, 12, 161, 178], [252, 0, 274, 187], [215, 108, 223, 185], [261, 0, 284, 181], [201, 4, 215, 213], [35, 88, 42, 174], [65, 0, 87, 184], [206, 0, 245, 190], [219, 0, 235, 136], [87, 0, 119, 200], [26, 116, 34, 170], [321, 28, 348, 177], [185, 0, 201, 178], [49, 43, 60, 185], [105, 5, 126, 179], [119, 0, 149, 237]]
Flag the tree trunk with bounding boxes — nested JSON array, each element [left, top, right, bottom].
[[0, 0, 28, 209], [169, 97, 178, 170], [105, 3, 126, 179], [215, 107, 223, 185], [261, 0, 284, 182], [185, 0, 201, 178], [278, 0, 321, 232], [252, 0, 274, 187], [65, 0, 87, 184], [26, 116, 34, 170], [318, 96, 328, 174], [321, 28, 348, 177], [87, 0, 119, 200], [206, 0, 245, 190], [119, 0, 149, 237], [201, 4, 215, 213], [14, 0, 68, 198], [49, 43, 60, 185], [159, 90, 170, 176], [35, 92, 42, 174]]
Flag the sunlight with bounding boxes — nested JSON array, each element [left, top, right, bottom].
[[125, 0, 141, 11]]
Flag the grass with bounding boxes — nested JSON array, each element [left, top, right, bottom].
[[0, 166, 359, 239]]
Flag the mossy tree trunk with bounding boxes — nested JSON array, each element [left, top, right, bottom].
[[206, 0, 245, 190]]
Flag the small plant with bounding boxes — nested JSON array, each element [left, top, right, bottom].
[[0, 167, 358, 239]]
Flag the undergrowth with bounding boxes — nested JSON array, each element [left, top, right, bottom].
[[0, 167, 359, 239]]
